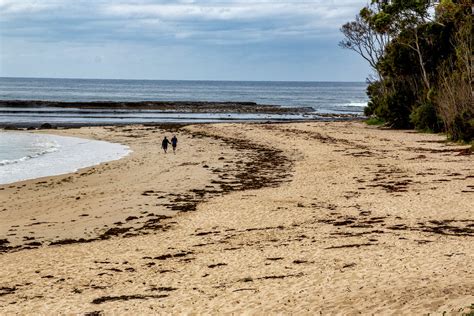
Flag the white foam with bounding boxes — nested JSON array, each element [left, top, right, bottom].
[[0, 132, 131, 185], [0, 144, 59, 166], [346, 102, 368, 107]]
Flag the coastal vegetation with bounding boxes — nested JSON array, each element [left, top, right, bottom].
[[341, 0, 472, 141]]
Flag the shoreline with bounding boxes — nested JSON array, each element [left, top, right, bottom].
[[1, 121, 472, 314], [1, 124, 292, 251], [0, 131, 131, 185]]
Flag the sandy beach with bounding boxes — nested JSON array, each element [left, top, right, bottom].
[[0, 121, 473, 314]]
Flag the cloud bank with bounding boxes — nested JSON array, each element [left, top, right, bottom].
[[0, 1, 370, 80], [1, 0, 365, 43]]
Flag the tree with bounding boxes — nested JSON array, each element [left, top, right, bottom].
[[373, 0, 437, 92], [341, 0, 472, 140], [434, 0, 473, 140], [339, 2, 391, 81]]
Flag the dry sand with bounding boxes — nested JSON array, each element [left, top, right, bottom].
[[0, 121, 473, 314]]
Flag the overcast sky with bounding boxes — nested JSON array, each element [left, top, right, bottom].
[[0, 0, 370, 81]]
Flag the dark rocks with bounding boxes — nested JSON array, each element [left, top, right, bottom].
[[39, 123, 55, 129], [0, 100, 313, 114], [3, 126, 20, 130]]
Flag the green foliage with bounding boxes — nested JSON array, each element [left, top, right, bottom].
[[341, 0, 472, 141], [377, 85, 414, 129], [364, 80, 383, 116], [410, 101, 442, 132], [365, 116, 386, 126], [371, 11, 393, 33], [451, 113, 474, 142]]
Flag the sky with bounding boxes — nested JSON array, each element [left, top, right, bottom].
[[0, 0, 371, 81]]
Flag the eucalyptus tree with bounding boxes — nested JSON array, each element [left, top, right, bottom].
[[339, 1, 391, 82]]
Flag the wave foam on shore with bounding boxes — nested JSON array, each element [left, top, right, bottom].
[[0, 132, 130, 184]]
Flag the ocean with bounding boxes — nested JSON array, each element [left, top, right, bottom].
[[0, 131, 130, 185], [0, 77, 367, 184], [0, 77, 367, 111], [0, 77, 368, 126]]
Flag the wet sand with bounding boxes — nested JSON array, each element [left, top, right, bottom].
[[0, 122, 473, 314]]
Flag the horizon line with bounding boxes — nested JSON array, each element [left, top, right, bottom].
[[0, 76, 367, 84]]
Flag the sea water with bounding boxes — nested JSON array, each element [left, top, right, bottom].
[[0, 78, 367, 112], [0, 78, 367, 123], [0, 131, 130, 185]]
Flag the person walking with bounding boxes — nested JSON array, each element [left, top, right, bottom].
[[161, 136, 171, 154], [171, 135, 178, 154]]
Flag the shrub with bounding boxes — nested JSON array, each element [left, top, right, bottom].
[[365, 116, 385, 125], [451, 112, 474, 142], [410, 102, 443, 132]]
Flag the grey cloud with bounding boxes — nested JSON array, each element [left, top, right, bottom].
[[0, 0, 371, 81], [0, 0, 366, 44]]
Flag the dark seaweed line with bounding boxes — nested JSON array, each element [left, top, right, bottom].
[[1, 124, 294, 254], [161, 124, 294, 212]]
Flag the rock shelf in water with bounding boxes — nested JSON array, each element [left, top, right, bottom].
[[0, 100, 314, 114]]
